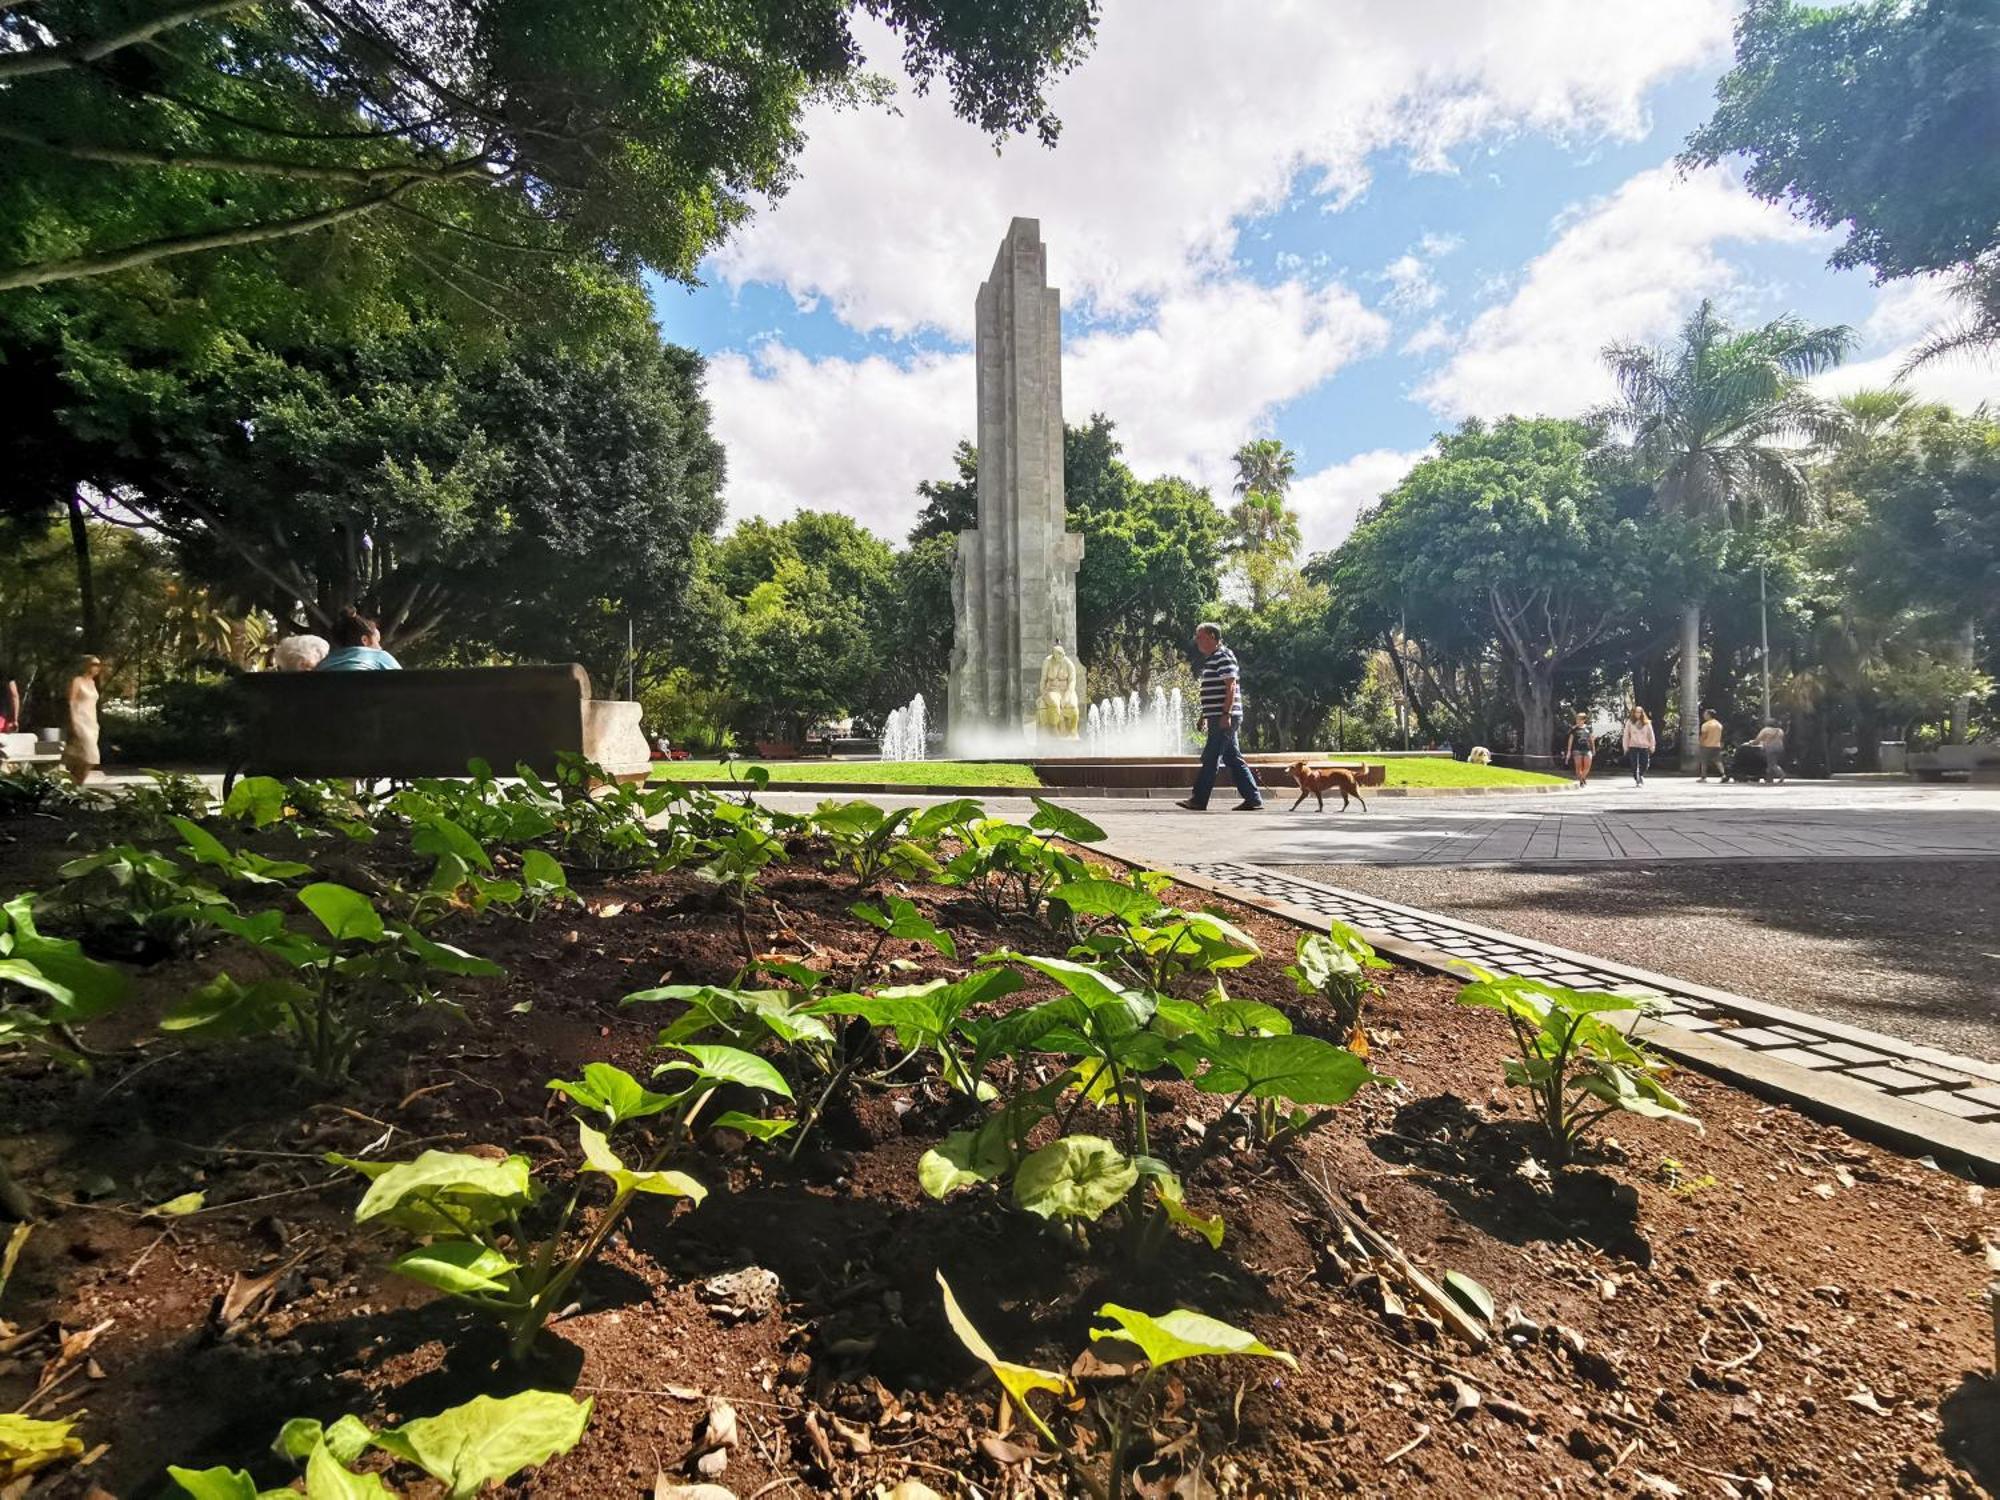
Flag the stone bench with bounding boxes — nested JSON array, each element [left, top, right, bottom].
[[228, 664, 649, 789], [1909, 745, 2000, 783], [0, 732, 62, 770]]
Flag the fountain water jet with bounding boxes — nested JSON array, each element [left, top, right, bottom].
[[879, 694, 929, 761]]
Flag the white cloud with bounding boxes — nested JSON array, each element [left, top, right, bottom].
[[705, 344, 970, 539], [1292, 447, 1429, 554], [1415, 164, 1825, 420], [1815, 276, 2000, 412], [709, 0, 1734, 338], [1401, 317, 1453, 356], [1067, 279, 1391, 489], [707, 277, 1390, 536], [1381, 253, 1442, 312]]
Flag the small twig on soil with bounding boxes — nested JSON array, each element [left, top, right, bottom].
[[747, 1480, 801, 1500], [124, 1228, 174, 1279], [444, 1068, 505, 1102], [574, 1384, 788, 1410], [95, 1048, 182, 1102], [1697, 1325, 1763, 1372], [1383, 1424, 1431, 1466], [1608, 1436, 1641, 1473]]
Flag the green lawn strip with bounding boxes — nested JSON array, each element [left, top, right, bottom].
[[651, 760, 1045, 788], [651, 757, 1559, 790], [1358, 757, 1567, 788]]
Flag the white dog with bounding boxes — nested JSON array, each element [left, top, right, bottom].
[[1467, 746, 1492, 765]]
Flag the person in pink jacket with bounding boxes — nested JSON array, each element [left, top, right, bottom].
[[1621, 706, 1657, 786]]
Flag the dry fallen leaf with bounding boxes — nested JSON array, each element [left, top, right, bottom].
[[978, 1433, 1039, 1467]]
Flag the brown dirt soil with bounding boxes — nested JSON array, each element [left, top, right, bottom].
[[1, 807, 1996, 1499]]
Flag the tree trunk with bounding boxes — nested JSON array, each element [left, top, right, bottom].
[[1677, 600, 1701, 767], [1705, 611, 1737, 732], [66, 488, 98, 652], [1511, 667, 1556, 769], [1636, 644, 1671, 731], [1854, 703, 1883, 772], [1952, 618, 1976, 744]]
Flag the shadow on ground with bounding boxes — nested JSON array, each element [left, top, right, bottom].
[[1286, 858, 2000, 1063]]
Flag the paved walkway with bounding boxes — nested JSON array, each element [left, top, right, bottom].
[[765, 779, 2000, 868], [1185, 862, 2000, 1166]]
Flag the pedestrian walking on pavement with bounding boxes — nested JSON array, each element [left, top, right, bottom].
[[1622, 705, 1655, 785], [1754, 720, 1788, 783], [1696, 707, 1725, 782], [1564, 712, 1595, 787], [1177, 622, 1263, 812]]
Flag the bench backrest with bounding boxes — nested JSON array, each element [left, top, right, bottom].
[[235, 664, 598, 779]]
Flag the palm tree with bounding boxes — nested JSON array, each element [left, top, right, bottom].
[[1901, 258, 2000, 376], [1227, 439, 1301, 608], [1231, 438, 1298, 500], [1597, 300, 1855, 754]]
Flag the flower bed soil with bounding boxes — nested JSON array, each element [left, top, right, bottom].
[[0, 812, 1996, 1498]]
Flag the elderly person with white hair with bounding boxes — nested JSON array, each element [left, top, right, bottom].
[[272, 634, 331, 672]]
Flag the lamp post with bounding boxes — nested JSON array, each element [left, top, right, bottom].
[[1758, 562, 1771, 723]]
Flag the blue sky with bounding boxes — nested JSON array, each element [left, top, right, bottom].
[[647, 1, 1993, 553]]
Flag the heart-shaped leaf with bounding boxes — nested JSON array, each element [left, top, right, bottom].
[[547, 1062, 675, 1124], [392, 1243, 520, 1297], [1090, 1304, 1297, 1371], [299, 883, 384, 944], [1013, 1135, 1137, 1222], [370, 1391, 593, 1498], [577, 1122, 706, 1201]]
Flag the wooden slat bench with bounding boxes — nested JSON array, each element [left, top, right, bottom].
[[227, 664, 649, 790]]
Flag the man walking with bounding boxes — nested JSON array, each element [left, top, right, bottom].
[[1696, 708, 1725, 783], [1754, 720, 1787, 784], [1178, 622, 1263, 812]]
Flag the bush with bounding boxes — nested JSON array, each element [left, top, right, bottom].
[[100, 676, 243, 767]]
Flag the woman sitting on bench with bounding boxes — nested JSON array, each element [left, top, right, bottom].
[[317, 608, 402, 672]]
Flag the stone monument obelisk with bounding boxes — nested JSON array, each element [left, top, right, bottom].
[[949, 218, 1085, 749]]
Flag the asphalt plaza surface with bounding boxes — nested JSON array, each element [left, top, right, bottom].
[[766, 776, 2000, 868]]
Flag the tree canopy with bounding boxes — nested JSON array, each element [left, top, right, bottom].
[[0, 0, 1101, 296], [1684, 0, 2000, 283], [1334, 418, 1653, 750]]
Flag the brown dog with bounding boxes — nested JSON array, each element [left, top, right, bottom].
[[1288, 761, 1367, 813]]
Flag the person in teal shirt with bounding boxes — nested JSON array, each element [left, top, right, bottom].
[[317, 608, 402, 672]]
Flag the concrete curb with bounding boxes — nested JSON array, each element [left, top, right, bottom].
[[1108, 854, 2000, 1182], [659, 778, 1572, 801]]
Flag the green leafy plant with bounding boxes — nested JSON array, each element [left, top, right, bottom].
[[1285, 923, 1390, 1050], [1457, 974, 1697, 1162], [849, 892, 956, 979], [49, 843, 229, 961], [334, 1062, 716, 1361], [938, 1271, 1295, 1500], [518, 848, 574, 920], [116, 769, 215, 837], [693, 801, 786, 964], [0, 1412, 83, 1480], [1058, 877, 1262, 995], [941, 801, 1100, 923], [0, 893, 130, 1064], [167, 883, 501, 1082], [810, 800, 943, 887], [0, 767, 93, 819], [166, 1389, 591, 1497], [535, 755, 679, 876], [170, 817, 312, 888]]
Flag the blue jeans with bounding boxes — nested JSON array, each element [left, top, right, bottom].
[[1190, 720, 1260, 808], [1629, 748, 1651, 783]]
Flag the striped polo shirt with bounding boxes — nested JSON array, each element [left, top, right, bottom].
[[1199, 645, 1244, 720]]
